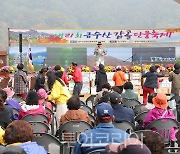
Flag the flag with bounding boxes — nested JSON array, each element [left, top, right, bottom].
[[26, 43, 34, 73]]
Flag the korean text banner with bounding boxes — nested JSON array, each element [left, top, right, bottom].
[[9, 28, 180, 45]]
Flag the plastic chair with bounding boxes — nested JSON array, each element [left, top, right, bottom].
[[88, 149, 106, 154], [122, 99, 141, 109], [0, 121, 9, 129], [58, 120, 92, 154], [80, 105, 93, 114], [163, 147, 180, 154], [130, 130, 161, 141], [29, 121, 50, 133], [81, 101, 86, 105], [113, 121, 135, 134], [145, 118, 179, 144], [21, 114, 49, 123], [133, 104, 144, 116], [12, 96, 25, 103], [33, 133, 63, 154], [88, 114, 96, 126], [59, 120, 92, 141], [12, 108, 19, 115], [50, 101, 57, 113], [86, 95, 95, 109], [134, 111, 148, 130], [45, 107, 56, 135]]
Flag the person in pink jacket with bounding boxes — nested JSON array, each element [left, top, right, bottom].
[[143, 93, 176, 141], [18, 91, 46, 119], [37, 88, 52, 123]]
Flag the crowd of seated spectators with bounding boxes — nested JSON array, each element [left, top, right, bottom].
[[0, 63, 179, 154]]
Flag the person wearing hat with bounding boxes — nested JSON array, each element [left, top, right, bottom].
[[74, 103, 129, 154], [143, 93, 176, 141], [18, 91, 46, 119], [168, 63, 180, 111], [105, 138, 151, 154], [69, 62, 83, 95], [112, 66, 127, 94], [37, 88, 52, 123], [3, 88, 21, 111], [3, 88, 22, 120], [94, 42, 107, 66], [109, 92, 134, 123]]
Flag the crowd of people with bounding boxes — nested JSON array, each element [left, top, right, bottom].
[[0, 61, 179, 154]]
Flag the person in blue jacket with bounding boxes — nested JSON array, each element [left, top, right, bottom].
[[74, 103, 130, 154]]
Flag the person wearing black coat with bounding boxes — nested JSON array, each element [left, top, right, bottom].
[[34, 68, 47, 92], [95, 64, 108, 92], [142, 65, 165, 105]]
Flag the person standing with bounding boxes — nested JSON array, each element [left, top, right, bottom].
[[54, 64, 69, 86], [69, 62, 83, 96], [14, 63, 28, 100], [47, 70, 71, 125], [94, 42, 107, 66], [34, 68, 47, 92], [168, 63, 180, 111], [142, 65, 165, 105], [112, 66, 127, 94], [95, 64, 107, 92]]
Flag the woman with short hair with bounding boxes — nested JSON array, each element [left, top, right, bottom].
[[3, 120, 47, 154], [121, 81, 138, 100], [18, 91, 46, 119], [60, 96, 91, 126]]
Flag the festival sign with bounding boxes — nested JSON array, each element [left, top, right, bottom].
[[9, 28, 180, 45]]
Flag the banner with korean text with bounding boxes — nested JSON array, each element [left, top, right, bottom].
[[9, 28, 180, 45]]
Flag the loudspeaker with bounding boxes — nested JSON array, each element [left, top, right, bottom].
[[19, 33, 22, 53]]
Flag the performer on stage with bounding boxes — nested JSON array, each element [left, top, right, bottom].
[[94, 42, 107, 66]]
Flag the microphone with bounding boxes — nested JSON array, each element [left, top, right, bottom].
[[123, 54, 136, 62]]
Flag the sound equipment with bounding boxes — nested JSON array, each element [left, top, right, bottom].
[[19, 33, 22, 53]]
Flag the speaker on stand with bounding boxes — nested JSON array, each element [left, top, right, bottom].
[[19, 33, 22, 63]]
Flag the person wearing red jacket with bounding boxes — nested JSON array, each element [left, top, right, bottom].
[[69, 62, 83, 96]]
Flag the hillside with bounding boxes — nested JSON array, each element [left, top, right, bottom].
[[87, 55, 131, 68], [0, 0, 180, 50]]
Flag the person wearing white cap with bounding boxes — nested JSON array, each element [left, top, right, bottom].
[[94, 42, 107, 66]]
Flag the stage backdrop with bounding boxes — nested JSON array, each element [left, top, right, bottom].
[[9, 28, 180, 44], [8, 28, 180, 71]]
